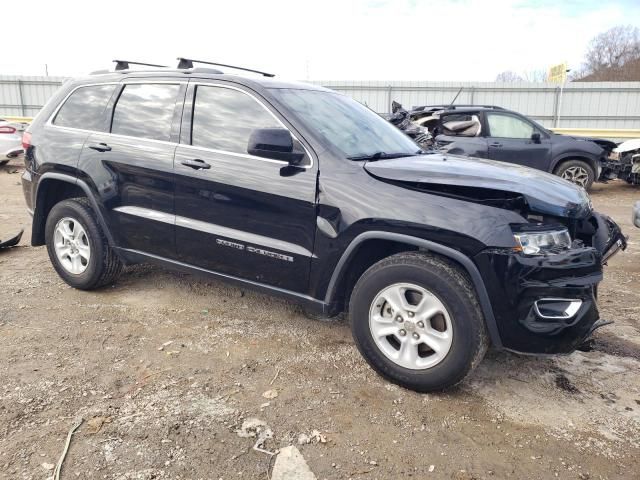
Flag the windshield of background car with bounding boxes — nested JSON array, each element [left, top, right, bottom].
[[270, 89, 420, 158]]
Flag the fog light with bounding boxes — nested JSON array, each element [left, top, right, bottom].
[[534, 299, 582, 320]]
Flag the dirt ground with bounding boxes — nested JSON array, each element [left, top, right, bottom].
[[1, 158, 639, 480]]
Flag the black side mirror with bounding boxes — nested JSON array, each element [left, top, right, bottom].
[[531, 132, 541, 143], [247, 128, 305, 165]]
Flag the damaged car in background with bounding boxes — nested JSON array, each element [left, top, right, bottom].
[[603, 138, 640, 185], [386, 101, 433, 150], [388, 103, 617, 191]]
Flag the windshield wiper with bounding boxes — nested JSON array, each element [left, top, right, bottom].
[[347, 151, 418, 161]]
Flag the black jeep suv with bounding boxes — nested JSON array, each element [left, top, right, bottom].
[[21, 62, 626, 392], [410, 105, 616, 191]]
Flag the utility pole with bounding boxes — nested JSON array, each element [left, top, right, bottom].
[[45, 64, 49, 77]]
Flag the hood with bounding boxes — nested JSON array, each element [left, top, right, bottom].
[[364, 153, 592, 218], [613, 138, 640, 153], [552, 133, 616, 152]]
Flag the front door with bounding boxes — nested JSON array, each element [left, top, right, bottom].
[[173, 83, 317, 293], [485, 112, 551, 172]]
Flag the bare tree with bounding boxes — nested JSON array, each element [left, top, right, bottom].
[[522, 69, 548, 82], [495, 70, 523, 82], [576, 25, 640, 81]]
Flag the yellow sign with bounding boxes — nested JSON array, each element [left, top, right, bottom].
[[548, 63, 568, 83]]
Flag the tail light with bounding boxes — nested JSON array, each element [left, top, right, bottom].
[[22, 131, 32, 150], [0, 125, 17, 134]]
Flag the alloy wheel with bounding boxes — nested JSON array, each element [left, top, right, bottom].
[[368, 283, 453, 370], [561, 166, 589, 187], [53, 217, 91, 274]]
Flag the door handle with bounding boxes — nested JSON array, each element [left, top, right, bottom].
[[490, 142, 503, 147], [88, 142, 111, 152], [181, 158, 211, 170]]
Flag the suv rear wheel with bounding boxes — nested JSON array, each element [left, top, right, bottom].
[[349, 252, 488, 392], [555, 159, 595, 190], [45, 198, 123, 289]]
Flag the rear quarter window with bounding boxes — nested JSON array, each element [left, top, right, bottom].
[[52, 84, 116, 131]]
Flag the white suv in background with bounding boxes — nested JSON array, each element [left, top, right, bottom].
[[0, 118, 28, 165]]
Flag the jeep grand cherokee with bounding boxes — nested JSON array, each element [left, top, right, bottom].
[[21, 59, 626, 392]]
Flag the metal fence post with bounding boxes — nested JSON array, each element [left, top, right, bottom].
[[17, 80, 26, 117], [552, 85, 560, 128]]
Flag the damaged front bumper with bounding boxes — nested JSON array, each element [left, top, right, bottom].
[[0, 230, 23, 249], [474, 212, 625, 354]]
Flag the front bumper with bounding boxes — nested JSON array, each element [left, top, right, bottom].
[[474, 212, 625, 354]]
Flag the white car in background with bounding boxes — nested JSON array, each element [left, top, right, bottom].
[[0, 118, 28, 165]]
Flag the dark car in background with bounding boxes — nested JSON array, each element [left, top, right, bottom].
[[409, 105, 616, 190]]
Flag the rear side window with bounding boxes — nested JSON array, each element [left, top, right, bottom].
[[111, 84, 180, 141], [191, 86, 281, 153], [439, 113, 481, 137], [53, 84, 116, 131]]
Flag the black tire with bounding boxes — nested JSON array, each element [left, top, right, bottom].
[[555, 159, 595, 190], [45, 198, 123, 290], [349, 252, 488, 392]]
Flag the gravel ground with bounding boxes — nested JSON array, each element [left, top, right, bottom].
[[1, 158, 639, 480]]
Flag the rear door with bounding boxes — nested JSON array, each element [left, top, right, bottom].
[[485, 112, 551, 171], [77, 81, 186, 259], [42, 83, 118, 174], [173, 82, 317, 293]]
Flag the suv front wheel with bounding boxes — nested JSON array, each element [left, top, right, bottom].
[[349, 252, 488, 392], [45, 198, 123, 289], [555, 159, 595, 190]]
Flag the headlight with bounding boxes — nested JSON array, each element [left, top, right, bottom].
[[513, 228, 571, 255]]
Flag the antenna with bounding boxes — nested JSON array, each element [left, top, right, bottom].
[[176, 57, 275, 77], [113, 60, 168, 71], [446, 87, 464, 109]]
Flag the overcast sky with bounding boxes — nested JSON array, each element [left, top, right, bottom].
[[3, 0, 639, 81]]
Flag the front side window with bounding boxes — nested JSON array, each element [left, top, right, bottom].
[[487, 113, 535, 139], [191, 86, 281, 153], [111, 84, 180, 141], [53, 84, 116, 131]]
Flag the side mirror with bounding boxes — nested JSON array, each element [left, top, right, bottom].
[[531, 132, 541, 143], [247, 128, 305, 165]]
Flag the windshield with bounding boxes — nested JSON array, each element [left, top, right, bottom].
[[270, 89, 420, 159]]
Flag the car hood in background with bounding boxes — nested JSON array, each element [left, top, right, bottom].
[[552, 133, 617, 152], [364, 153, 592, 218], [613, 138, 640, 153]]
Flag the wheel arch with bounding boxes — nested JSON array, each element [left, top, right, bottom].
[[325, 232, 503, 348], [551, 154, 598, 176], [33, 173, 115, 247]]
